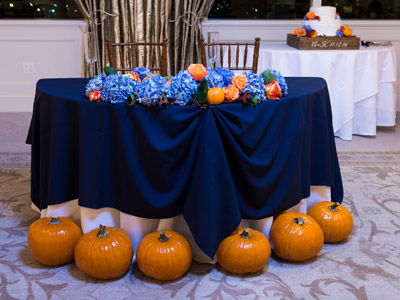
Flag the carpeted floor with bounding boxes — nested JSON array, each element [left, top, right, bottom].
[[1, 151, 400, 300]]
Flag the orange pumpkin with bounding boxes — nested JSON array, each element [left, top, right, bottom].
[[28, 216, 82, 266], [74, 224, 133, 280], [217, 228, 271, 274], [206, 87, 224, 105], [308, 201, 353, 243], [136, 230, 192, 281], [269, 212, 324, 262]]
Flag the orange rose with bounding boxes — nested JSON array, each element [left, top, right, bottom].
[[188, 64, 208, 81], [127, 72, 141, 82], [306, 11, 315, 20], [223, 85, 239, 102], [232, 74, 247, 91], [292, 27, 301, 36], [89, 90, 102, 102], [265, 80, 282, 100]]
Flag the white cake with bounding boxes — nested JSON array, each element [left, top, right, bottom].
[[303, 6, 342, 37]]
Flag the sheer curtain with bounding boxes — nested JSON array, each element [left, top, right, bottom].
[[75, 0, 215, 76]]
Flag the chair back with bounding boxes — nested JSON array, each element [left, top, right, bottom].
[[200, 37, 260, 73], [106, 38, 168, 76]]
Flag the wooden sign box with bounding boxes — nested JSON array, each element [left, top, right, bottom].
[[287, 34, 360, 50]]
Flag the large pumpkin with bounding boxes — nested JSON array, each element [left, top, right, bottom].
[[28, 216, 82, 266], [269, 212, 324, 262], [136, 230, 192, 281], [206, 87, 224, 105], [74, 224, 133, 280], [308, 201, 353, 243], [217, 228, 271, 274]]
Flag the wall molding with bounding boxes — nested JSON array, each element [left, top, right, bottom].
[[0, 20, 86, 112]]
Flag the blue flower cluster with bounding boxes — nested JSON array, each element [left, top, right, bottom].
[[85, 73, 106, 97], [263, 69, 289, 96], [215, 67, 235, 87], [133, 67, 152, 81], [336, 29, 344, 37], [136, 74, 169, 105], [85, 66, 289, 105], [242, 71, 267, 102], [101, 74, 138, 104], [205, 68, 225, 88], [168, 70, 199, 106]]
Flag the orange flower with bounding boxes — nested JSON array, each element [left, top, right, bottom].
[[311, 31, 318, 38], [127, 72, 141, 82], [223, 85, 239, 102], [292, 27, 301, 36], [143, 74, 156, 81], [265, 80, 282, 100], [297, 28, 307, 37], [89, 90, 102, 102], [188, 64, 208, 81], [342, 25, 352, 37], [306, 11, 315, 20], [232, 74, 247, 91]]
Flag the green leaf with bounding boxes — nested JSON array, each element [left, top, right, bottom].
[[262, 71, 276, 85], [125, 94, 135, 106], [250, 95, 258, 106], [104, 66, 117, 75], [195, 79, 209, 104]]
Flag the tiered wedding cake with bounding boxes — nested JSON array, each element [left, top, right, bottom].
[[303, 6, 342, 37]]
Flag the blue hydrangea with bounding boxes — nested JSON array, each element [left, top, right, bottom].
[[205, 68, 225, 88], [263, 69, 288, 97], [85, 73, 107, 97], [336, 29, 344, 37], [214, 67, 235, 87], [301, 25, 313, 32], [133, 67, 152, 81], [101, 74, 138, 104], [136, 75, 168, 105], [242, 71, 267, 102], [167, 70, 199, 106]]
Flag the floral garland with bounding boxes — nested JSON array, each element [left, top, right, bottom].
[[85, 64, 288, 107]]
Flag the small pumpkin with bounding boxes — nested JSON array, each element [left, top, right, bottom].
[[28, 216, 82, 266], [308, 201, 353, 243], [206, 87, 224, 105], [269, 212, 324, 262], [74, 224, 133, 280], [136, 230, 192, 281], [217, 228, 271, 274]]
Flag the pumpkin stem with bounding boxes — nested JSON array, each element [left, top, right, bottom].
[[328, 202, 340, 212], [97, 224, 108, 238], [294, 217, 304, 226], [159, 231, 169, 242], [240, 228, 251, 239], [206, 75, 215, 88], [48, 216, 60, 225]]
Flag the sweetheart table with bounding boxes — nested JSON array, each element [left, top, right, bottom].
[[26, 77, 343, 263]]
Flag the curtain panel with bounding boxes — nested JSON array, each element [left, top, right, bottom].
[[75, 0, 215, 76]]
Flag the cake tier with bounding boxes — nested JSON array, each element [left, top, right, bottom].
[[310, 6, 337, 21], [303, 20, 342, 37]]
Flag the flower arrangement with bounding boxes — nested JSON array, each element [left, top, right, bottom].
[[292, 25, 317, 38], [336, 25, 353, 37], [85, 65, 288, 107]]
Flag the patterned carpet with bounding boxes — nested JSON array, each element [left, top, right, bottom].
[[0, 151, 399, 300]]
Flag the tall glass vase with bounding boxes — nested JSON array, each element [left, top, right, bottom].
[[84, 31, 98, 78]]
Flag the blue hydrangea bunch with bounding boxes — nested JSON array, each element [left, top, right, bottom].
[[85, 73, 107, 96], [167, 70, 199, 106], [242, 71, 267, 102], [101, 74, 138, 104], [263, 69, 289, 96], [215, 67, 235, 87], [336, 29, 344, 37], [136, 74, 168, 105], [133, 67, 153, 81], [205, 68, 225, 88], [301, 25, 313, 32]]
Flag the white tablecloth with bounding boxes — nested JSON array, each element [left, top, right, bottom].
[[257, 44, 397, 140], [33, 186, 330, 264]]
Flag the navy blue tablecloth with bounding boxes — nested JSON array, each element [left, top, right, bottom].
[[26, 77, 343, 258]]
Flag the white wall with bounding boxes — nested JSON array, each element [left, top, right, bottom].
[[202, 19, 400, 112], [0, 20, 86, 112], [0, 19, 398, 112]]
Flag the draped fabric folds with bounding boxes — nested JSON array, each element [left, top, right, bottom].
[[74, 0, 215, 76]]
